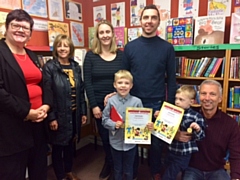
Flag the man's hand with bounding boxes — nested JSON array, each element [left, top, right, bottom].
[[49, 120, 58, 130], [174, 130, 192, 142]]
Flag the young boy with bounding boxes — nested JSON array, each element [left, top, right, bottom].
[[102, 70, 153, 180], [162, 85, 205, 180]]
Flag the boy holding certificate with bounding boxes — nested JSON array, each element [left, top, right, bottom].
[[162, 85, 205, 180], [102, 70, 153, 180]]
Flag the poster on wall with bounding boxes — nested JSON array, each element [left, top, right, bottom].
[[130, 0, 146, 26], [64, 0, 82, 21], [22, 0, 48, 18], [93, 5, 106, 26], [0, 11, 8, 39], [111, 2, 125, 27], [70, 21, 84, 47], [235, 0, 240, 6], [48, 21, 69, 46], [178, 0, 199, 18], [207, 0, 232, 17], [153, 0, 171, 21], [0, 0, 21, 10], [48, 0, 63, 21]]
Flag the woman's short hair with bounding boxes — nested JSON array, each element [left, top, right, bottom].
[[92, 20, 117, 54], [52, 34, 75, 59], [5, 9, 34, 31]]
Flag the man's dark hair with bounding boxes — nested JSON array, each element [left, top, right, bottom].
[[140, 4, 160, 21]]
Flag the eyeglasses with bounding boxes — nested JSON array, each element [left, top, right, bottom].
[[10, 23, 31, 33]]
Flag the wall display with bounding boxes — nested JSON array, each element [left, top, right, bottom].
[[0, 0, 21, 10], [157, 20, 167, 40], [194, 15, 226, 45], [229, 13, 240, 44], [70, 21, 84, 47], [0, 11, 8, 39], [64, 0, 82, 21], [130, 0, 146, 26], [207, 0, 232, 17], [114, 27, 127, 48], [88, 27, 96, 49], [153, 0, 171, 21], [93, 5, 106, 26], [74, 48, 86, 66], [111, 2, 125, 27], [127, 27, 142, 42], [33, 19, 48, 31], [48, 0, 63, 21], [48, 21, 69, 46], [235, 0, 240, 6], [178, 0, 199, 18], [22, 0, 48, 18]]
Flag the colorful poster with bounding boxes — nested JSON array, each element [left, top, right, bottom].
[[207, 0, 232, 17], [48, 0, 63, 21], [124, 107, 152, 144], [178, 0, 199, 18], [64, 0, 82, 21], [127, 27, 142, 42], [93, 5, 106, 26], [153, 0, 171, 21], [22, 0, 48, 18], [0, 0, 21, 9], [114, 27, 127, 48], [0, 11, 8, 39], [70, 21, 84, 47], [48, 21, 69, 46], [152, 102, 184, 144], [130, 0, 146, 26], [111, 2, 125, 27], [74, 48, 87, 67]]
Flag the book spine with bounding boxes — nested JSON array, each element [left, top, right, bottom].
[[204, 57, 217, 77], [195, 57, 209, 77], [221, 57, 226, 78], [209, 58, 223, 78]]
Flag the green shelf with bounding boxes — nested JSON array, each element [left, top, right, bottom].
[[174, 44, 240, 51]]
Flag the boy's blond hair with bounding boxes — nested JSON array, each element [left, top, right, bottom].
[[176, 85, 196, 100], [114, 70, 133, 82]]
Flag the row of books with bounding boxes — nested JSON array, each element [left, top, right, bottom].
[[229, 57, 240, 79], [229, 86, 240, 109], [176, 56, 225, 78], [228, 113, 240, 127]]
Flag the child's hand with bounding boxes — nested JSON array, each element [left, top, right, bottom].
[[147, 122, 154, 131], [154, 110, 160, 118], [190, 122, 201, 132], [115, 121, 123, 129]]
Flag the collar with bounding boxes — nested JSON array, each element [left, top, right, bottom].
[[116, 93, 130, 103]]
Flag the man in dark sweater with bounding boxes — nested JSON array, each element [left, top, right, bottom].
[[176, 80, 240, 180], [122, 4, 177, 180]]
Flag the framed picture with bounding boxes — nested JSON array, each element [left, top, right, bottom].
[[93, 5, 106, 26], [48, 0, 64, 21], [64, 0, 82, 21], [0, 0, 21, 10], [70, 21, 84, 47], [22, 0, 48, 18], [48, 21, 69, 46]]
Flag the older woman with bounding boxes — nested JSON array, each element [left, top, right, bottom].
[[0, 9, 52, 180], [83, 20, 122, 180], [43, 34, 87, 180]]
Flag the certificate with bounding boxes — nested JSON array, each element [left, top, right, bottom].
[[124, 107, 152, 144], [151, 102, 184, 144]]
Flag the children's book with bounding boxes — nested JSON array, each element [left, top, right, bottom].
[[194, 15, 225, 45], [127, 27, 142, 42], [151, 102, 184, 144], [229, 13, 240, 44], [114, 27, 127, 48], [124, 107, 152, 144], [166, 17, 193, 45], [110, 106, 123, 122]]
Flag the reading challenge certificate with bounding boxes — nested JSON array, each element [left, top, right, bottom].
[[124, 107, 152, 144], [152, 102, 184, 144]]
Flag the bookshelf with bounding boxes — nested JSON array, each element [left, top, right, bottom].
[[174, 44, 240, 113]]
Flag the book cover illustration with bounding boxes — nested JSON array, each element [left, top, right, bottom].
[[48, 21, 69, 46], [207, 0, 231, 17], [114, 27, 127, 48], [166, 17, 193, 45], [178, 0, 199, 18], [127, 27, 142, 42], [194, 15, 225, 45], [152, 102, 184, 144], [111, 2, 125, 27], [88, 27, 96, 49], [230, 13, 240, 44], [124, 107, 152, 144]]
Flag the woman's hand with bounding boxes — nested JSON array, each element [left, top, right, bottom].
[[26, 109, 46, 122], [49, 120, 58, 131], [92, 106, 102, 119], [81, 115, 87, 125]]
